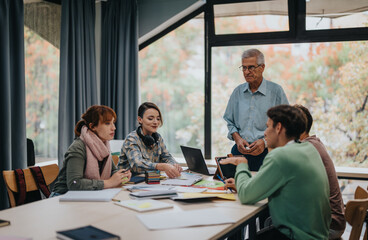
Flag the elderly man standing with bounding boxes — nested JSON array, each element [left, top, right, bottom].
[[223, 49, 289, 171]]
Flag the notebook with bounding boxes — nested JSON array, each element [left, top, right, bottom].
[[180, 146, 216, 175], [114, 199, 173, 212], [129, 190, 178, 199], [59, 188, 121, 202]]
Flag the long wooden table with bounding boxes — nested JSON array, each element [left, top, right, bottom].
[[0, 185, 268, 240]]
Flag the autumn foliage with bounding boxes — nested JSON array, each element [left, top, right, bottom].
[[139, 17, 368, 167]]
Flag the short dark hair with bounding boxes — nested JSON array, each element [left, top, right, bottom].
[[294, 104, 313, 134], [138, 102, 163, 126], [267, 105, 306, 140]]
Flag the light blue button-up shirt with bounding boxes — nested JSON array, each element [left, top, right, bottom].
[[223, 79, 289, 143]]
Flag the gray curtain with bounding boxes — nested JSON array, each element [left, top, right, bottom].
[[58, 0, 97, 165], [0, 0, 27, 210], [101, 0, 139, 139]]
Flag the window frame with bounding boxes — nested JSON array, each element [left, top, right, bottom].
[[139, 0, 368, 159]]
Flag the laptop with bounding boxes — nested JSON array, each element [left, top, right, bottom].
[[180, 146, 216, 176]]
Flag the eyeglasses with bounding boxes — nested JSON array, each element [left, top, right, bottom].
[[239, 65, 262, 72]]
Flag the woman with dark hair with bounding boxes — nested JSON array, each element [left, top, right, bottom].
[[51, 105, 131, 196], [119, 102, 182, 178]]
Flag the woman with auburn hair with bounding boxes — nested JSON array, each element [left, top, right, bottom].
[[51, 105, 131, 196], [119, 102, 182, 178]]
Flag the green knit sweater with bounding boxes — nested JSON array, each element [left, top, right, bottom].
[[52, 138, 117, 194], [235, 141, 330, 240]]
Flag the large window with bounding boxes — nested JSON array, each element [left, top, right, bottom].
[[212, 41, 368, 167], [25, 26, 59, 164], [214, 0, 289, 34], [139, 18, 204, 157], [139, 1, 368, 169], [209, 0, 368, 167], [306, 1, 368, 30]]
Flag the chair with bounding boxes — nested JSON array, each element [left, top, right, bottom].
[[345, 186, 368, 240], [2, 164, 59, 208], [112, 155, 119, 167], [110, 139, 123, 167], [355, 186, 368, 199], [353, 186, 368, 240]]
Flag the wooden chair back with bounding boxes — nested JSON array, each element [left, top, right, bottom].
[[353, 186, 368, 240], [112, 155, 119, 167], [345, 186, 368, 240], [2, 164, 59, 208], [355, 186, 368, 199]]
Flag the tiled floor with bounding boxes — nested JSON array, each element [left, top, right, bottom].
[[341, 223, 366, 240]]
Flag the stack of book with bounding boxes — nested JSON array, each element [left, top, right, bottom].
[[145, 170, 160, 184]]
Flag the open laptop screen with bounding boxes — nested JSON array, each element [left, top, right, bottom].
[[180, 146, 212, 175]]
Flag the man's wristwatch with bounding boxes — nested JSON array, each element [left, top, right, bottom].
[[262, 138, 268, 148]]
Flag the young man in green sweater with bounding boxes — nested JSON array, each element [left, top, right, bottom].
[[221, 105, 330, 240]]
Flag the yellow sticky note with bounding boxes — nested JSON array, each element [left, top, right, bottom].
[[138, 202, 153, 209]]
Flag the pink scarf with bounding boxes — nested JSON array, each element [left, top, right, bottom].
[[79, 126, 112, 180]]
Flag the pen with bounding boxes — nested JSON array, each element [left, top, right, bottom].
[[217, 174, 226, 184], [217, 174, 235, 193], [112, 198, 120, 202]]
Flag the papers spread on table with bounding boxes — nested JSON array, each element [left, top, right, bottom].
[[193, 180, 225, 190], [173, 186, 206, 193], [59, 188, 121, 202], [200, 192, 236, 200], [56, 225, 120, 240], [160, 172, 202, 186], [137, 207, 236, 230], [124, 184, 173, 191], [124, 184, 206, 193], [114, 199, 173, 212]]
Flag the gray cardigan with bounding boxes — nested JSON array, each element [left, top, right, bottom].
[[52, 138, 117, 194]]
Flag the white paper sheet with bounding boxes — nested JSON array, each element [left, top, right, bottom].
[[114, 199, 173, 212], [137, 208, 236, 230]]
